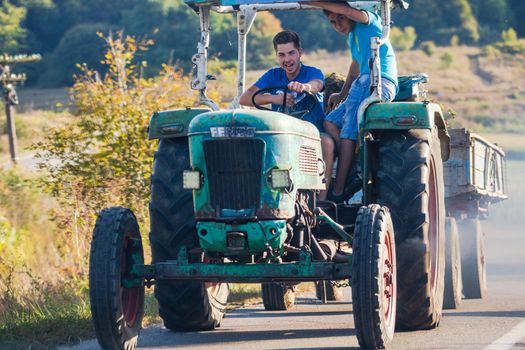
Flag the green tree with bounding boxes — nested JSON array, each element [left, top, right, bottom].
[[37, 23, 109, 86], [0, 0, 26, 52], [390, 26, 417, 51]]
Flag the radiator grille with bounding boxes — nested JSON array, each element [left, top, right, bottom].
[[204, 139, 264, 211], [299, 145, 318, 175]]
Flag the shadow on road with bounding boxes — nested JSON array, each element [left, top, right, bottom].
[[139, 327, 357, 347], [226, 309, 353, 319]]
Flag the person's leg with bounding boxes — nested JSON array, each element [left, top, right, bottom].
[[324, 121, 342, 150], [329, 76, 369, 197], [332, 138, 356, 195], [318, 134, 335, 200]]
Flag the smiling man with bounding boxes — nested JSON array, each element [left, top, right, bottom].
[[239, 30, 326, 132]]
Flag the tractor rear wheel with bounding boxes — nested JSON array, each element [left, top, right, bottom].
[[261, 283, 295, 310], [315, 281, 344, 302], [443, 217, 462, 309], [89, 207, 144, 350], [149, 138, 228, 331], [375, 128, 446, 330], [352, 204, 396, 349], [458, 218, 487, 299]]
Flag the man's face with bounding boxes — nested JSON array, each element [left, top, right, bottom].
[[275, 42, 302, 78], [327, 13, 353, 35]]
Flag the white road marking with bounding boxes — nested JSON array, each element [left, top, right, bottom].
[[484, 318, 525, 350]]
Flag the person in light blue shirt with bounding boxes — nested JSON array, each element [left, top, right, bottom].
[[239, 30, 326, 132], [310, 2, 398, 201]]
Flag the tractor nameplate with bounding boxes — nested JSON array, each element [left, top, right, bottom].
[[211, 126, 255, 138]]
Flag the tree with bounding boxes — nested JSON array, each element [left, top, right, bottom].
[[0, 0, 26, 52]]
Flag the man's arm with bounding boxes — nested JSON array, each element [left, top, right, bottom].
[[239, 85, 293, 107], [328, 60, 359, 110], [309, 1, 369, 24], [341, 59, 360, 97], [288, 79, 324, 94]]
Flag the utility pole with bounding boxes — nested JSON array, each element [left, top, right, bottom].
[[0, 54, 41, 164]]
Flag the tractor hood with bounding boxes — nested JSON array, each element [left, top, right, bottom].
[[188, 109, 321, 140]]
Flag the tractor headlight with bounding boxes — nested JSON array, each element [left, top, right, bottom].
[[270, 169, 292, 189], [183, 170, 202, 189]]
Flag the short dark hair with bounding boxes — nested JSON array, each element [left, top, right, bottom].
[[322, 9, 332, 16], [273, 30, 301, 51]]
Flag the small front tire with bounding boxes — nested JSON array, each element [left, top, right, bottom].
[[261, 283, 295, 311], [352, 204, 397, 349], [90, 207, 145, 350]]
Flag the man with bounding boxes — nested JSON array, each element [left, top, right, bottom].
[[310, 2, 398, 201], [239, 30, 326, 132]]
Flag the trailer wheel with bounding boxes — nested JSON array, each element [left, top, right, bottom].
[[150, 138, 228, 331], [89, 207, 145, 350], [352, 204, 396, 349], [261, 283, 295, 310], [458, 218, 487, 299], [315, 281, 344, 301], [444, 217, 462, 309], [376, 128, 446, 330]]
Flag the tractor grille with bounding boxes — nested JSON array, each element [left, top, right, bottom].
[[203, 139, 264, 211], [299, 146, 318, 175]]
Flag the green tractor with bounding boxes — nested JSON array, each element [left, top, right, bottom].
[[88, 0, 453, 349]]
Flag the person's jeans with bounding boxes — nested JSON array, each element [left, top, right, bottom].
[[325, 74, 397, 140]]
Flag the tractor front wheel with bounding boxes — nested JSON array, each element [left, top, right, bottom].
[[352, 204, 397, 349], [89, 207, 145, 350]]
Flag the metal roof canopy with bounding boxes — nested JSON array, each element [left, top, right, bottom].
[[184, 0, 382, 13], [186, 0, 404, 110]]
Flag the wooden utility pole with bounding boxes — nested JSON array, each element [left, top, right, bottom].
[[0, 54, 41, 164]]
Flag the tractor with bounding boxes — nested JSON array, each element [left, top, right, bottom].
[[88, 0, 506, 349]]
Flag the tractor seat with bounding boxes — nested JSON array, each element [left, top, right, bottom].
[[393, 73, 428, 102]]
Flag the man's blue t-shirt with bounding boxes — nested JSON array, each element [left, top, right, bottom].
[[254, 64, 325, 132], [348, 10, 398, 88]]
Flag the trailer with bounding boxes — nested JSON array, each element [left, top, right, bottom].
[[442, 128, 507, 308]]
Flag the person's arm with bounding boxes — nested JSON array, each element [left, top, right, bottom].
[[328, 59, 360, 110], [341, 59, 360, 97], [239, 85, 294, 107], [287, 79, 324, 94], [309, 1, 369, 24]]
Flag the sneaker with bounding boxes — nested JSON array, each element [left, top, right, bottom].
[[346, 189, 363, 205]]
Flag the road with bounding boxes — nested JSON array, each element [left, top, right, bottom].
[[62, 161, 525, 350], [62, 217, 525, 350]]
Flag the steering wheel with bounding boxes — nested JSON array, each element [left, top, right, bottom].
[[251, 85, 319, 119]]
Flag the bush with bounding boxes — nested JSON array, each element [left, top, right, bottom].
[[440, 52, 454, 68], [450, 35, 460, 46], [420, 41, 436, 56], [390, 26, 417, 51]]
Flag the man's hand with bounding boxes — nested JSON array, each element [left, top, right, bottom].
[[273, 93, 295, 107], [288, 81, 311, 93], [328, 92, 344, 110]]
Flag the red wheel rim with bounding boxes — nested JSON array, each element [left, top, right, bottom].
[[121, 236, 143, 327], [428, 158, 439, 294], [383, 228, 395, 324]]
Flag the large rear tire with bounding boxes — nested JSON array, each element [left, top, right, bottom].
[[443, 217, 462, 309], [458, 218, 487, 299], [261, 283, 295, 311], [149, 138, 228, 331], [90, 207, 145, 350], [375, 128, 446, 330], [352, 204, 396, 349]]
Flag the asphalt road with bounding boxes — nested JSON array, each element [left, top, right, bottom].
[[62, 215, 525, 350]]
